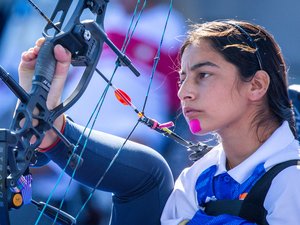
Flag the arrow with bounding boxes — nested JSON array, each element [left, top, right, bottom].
[[114, 89, 131, 106]]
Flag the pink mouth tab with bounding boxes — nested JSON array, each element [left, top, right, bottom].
[[189, 119, 202, 134]]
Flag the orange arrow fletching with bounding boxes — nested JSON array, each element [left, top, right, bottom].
[[114, 89, 131, 105]]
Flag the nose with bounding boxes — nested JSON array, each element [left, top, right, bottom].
[[177, 77, 196, 101]]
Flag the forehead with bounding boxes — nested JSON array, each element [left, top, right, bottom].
[[181, 40, 222, 68], [180, 39, 239, 76]]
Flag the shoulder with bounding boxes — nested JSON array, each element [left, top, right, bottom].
[[162, 147, 222, 221], [265, 160, 300, 197], [264, 163, 300, 223], [268, 163, 300, 191]]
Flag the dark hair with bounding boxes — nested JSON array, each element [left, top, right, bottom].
[[180, 20, 297, 138]]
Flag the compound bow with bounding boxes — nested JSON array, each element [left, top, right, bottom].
[[0, 0, 211, 224]]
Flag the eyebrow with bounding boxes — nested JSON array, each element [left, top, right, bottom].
[[180, 61, 219, 75]]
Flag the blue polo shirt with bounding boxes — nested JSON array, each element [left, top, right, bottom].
[[187, 163, 265, 224]]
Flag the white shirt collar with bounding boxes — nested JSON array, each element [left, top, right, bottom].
[[214, 121, 298, 183]]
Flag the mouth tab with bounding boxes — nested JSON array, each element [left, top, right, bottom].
[[189, 119, 202, 134]]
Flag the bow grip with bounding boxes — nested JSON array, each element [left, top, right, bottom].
[[32, 39, 56, 93]]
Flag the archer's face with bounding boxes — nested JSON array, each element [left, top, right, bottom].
[[178, 39, 251, 135]]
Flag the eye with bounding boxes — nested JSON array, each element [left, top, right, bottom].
[[199, 73, 211, 79], [177, 72, 186, 87], [177, 78, 184, 88]]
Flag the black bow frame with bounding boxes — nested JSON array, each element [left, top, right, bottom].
[[0, 1, 211, 224]]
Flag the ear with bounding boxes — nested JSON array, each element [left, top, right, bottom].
[[248, 70, 270, 101]]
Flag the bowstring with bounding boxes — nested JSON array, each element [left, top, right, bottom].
[[72, 0, 154, 220], [72, 0, 173, 221], [36, 0, 173, 223]]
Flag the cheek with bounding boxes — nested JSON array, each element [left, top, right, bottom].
[[205, 84, 242, 114], [212, 77, 242, 101]]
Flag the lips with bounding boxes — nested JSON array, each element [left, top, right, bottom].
[[183, 107, 202, 119]]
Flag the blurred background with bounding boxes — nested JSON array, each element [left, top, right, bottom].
[[1, 0, 299, 224]]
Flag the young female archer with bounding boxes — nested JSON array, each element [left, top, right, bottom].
[[18, 19, 300, 224]]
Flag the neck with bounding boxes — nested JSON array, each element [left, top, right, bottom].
[[220, 121, 279, 168]]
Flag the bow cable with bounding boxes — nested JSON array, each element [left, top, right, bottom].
[[55, 1, 183, 221], [70, 1, 179, 220], [141, 0, 173, 113]]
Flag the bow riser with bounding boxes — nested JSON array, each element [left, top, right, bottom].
[[1, 1, 109, 224], [10, 0, 109, 182]]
